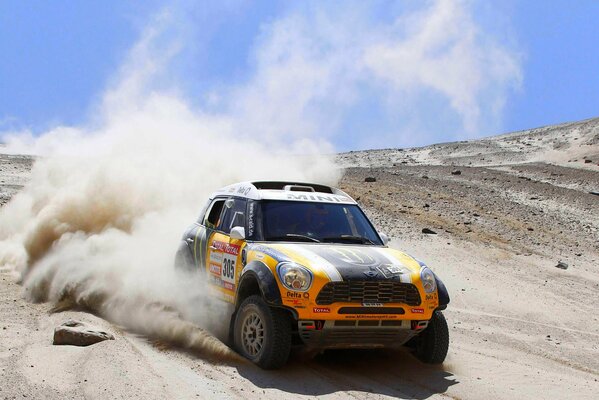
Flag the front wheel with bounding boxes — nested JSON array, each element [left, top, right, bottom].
[[233, 295, 292, 369], [414, 311, 449, 364]]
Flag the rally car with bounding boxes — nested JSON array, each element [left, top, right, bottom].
[[175, 181, 450, 369]]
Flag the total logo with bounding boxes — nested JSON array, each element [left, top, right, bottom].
[[313, 307, 330, 313]]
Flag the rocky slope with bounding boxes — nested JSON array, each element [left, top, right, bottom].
[[1, 118, 599, 399]]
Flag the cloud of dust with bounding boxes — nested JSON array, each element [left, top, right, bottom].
[[0, 18, 340, 361]]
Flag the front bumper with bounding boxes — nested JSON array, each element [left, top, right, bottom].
[[296, 319, 429, 349]]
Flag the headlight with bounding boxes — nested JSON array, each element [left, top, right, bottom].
[[420, 266, 437, 293], [277, 262, 313, 292]]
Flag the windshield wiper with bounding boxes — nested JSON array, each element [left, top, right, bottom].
[[267, 234, 321, 243], [322, 235, 375, 244]]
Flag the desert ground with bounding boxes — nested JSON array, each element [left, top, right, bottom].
[[1, 118, 599, 399]]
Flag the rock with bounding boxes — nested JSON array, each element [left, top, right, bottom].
[[555, 261, 568, 270], [53, 320, 114, 346], [451, 170, 462, 175], [584, 159, 592, 164], [590, 191, 599, 196], [422, 228, 437, 235], [421, 175, 429, 179], [364, 177, 376, 182]]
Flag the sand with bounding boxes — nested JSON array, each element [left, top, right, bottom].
[[1, 117, 599, 399]]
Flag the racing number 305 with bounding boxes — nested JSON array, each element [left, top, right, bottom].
[[222, 255, 236, 284]]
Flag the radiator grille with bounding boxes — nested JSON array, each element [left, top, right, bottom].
[[316, 281, 421, 306]]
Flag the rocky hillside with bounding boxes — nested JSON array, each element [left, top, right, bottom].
[[338, 117, 599, 273]]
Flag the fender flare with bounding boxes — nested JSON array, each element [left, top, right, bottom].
[[175, 240, 195, 271], [434, 272, 450, 308], [238, 261, 282, 306]]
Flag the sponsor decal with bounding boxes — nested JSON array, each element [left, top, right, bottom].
[[210, 251, 223, 264], [344, 315, 397, 319], [425, 293, 438, 301], [411, 308, 425, 314], [236, 186, 252, 196], [286, 291, 309, 299], [209, 275, 235, 291], [386, 265, 403, 274], [286, 193, 352, 203], [376, 264, 409, 278], [313, 307, 330, 313], [362, 302, 383, 307], [211, 241, 240, 256], [374, 249, 413, 283], [209, 263, 221, 275], [247, 202, 255, 236]]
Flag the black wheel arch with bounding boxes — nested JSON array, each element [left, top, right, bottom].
[[237, 261, 283, 307], [434, 272, 450, 309]]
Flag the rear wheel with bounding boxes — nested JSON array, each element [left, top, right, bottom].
[[233, 295, 291, 369], [414, 311, 449, 364]]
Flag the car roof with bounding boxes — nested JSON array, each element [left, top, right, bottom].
[[210, 181, 357, 204]]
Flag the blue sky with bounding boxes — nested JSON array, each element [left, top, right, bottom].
[[1, 0, 598, 151]]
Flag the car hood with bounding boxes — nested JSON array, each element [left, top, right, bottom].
[[250, 243, 424, 283]]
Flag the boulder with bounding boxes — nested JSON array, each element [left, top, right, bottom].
[[53, 320, 114, 346]]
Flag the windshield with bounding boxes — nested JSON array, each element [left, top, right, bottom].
[[257, 201, 383, 245]]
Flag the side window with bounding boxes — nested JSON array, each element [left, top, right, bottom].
[[196, 199, 212, 224], [204, 199, 226, 229], [217, 198, 247, 234]]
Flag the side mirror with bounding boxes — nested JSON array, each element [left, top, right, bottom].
[[379, 232, 389, 245], [230, 226, 246, 240]]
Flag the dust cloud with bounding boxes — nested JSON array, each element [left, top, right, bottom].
[[0, 87, 340, 361]]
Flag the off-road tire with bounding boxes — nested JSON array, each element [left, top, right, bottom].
[[233, 295, 292, 369], [415, 311, 449, 364]]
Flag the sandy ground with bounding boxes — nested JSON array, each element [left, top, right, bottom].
[[2, 118, 599, 399]]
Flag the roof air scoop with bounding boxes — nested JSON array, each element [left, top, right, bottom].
[[284, 184, 315, 192]]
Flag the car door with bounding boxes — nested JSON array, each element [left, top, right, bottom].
[[184, 197, 225, 272], [205, 197, 247, 303]]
